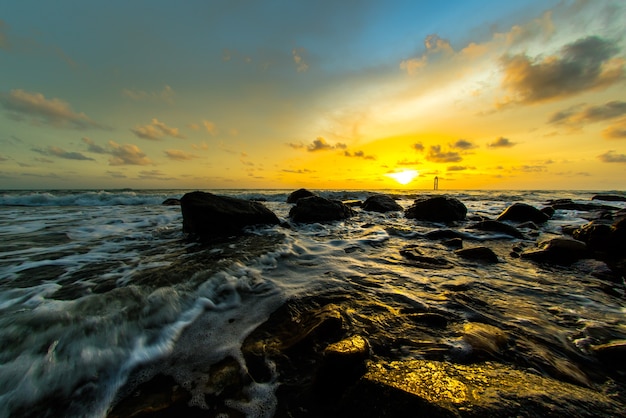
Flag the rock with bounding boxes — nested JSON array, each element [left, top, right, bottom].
[[469, 220, 524, 239], [455, 247, 499, 263], [362, 194, 403, 213], [425, 229, 465, 240], [521, 238, 588, 265], [592, 340, 626, 369], [592, 194, 626, 202], [343, 199, 363, 208], [316, 335, 371, 398], [341, 359, 624, 417], [289, 196, 354, 223], [400, 247, 454, 269], [180, 191, 280, 237], [497, 202, 550, 224], [548, 199, 618, 212], [573, 222, 614, 252], [287, 188, 317, 203], [405, 196, 467, 223], [161, 198, 180, 205], [444, 238, 463, 249], [461, 322, 508, 359]]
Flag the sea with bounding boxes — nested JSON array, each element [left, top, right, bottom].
[[0, 189, 625, 417]]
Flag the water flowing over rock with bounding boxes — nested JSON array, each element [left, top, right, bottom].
[[289, 195, 354, 223], [497, 202, 550, 224], [521, 237, 588, 265], [455, 247, 499, 263], [405, 196, 467, 223], [362, 194, 403, 213], [469, 220, 524, 239], [180, 191, 280, 237], [287, 188, 317, 203]]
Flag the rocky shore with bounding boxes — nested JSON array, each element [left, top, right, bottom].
[[110, 190, 626, 417]]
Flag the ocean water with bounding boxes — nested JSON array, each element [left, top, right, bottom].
[[0, 189, 625, 417]]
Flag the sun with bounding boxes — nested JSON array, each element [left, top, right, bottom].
[[386, 169, 419, 185]]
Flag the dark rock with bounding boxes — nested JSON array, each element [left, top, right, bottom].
[[461, 322, 508, 360], [362, 194, 403, 213], [592, 340, 626, 369], [497, 202, 550, 224], [287, 188, 317, 203], [289, 196, 354, 223], [400, 248, 454, 269], [341, 359, 624, 417], [444, 238, 463, 249], [469, 220, 524, 239], [180, 191, 280, 237], [455, 247, 499, 263], [405, 196, 467, 223], [592, 194, 626, 202], [548, 199, 618, 212], [343, 199, 363, 208], [541, 206, 555, 218], [573, 222, 614, 252], [517, 221, 539, 230], [425, 229, 464, 240], [161, 198, 180, 206], [521, 238, 588, 265]]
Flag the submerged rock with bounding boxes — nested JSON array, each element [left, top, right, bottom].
[[521, 238, 588, 265], [341, 359, 624, 417], [180, 191, 280, 237], [289, 196, 354, 223], [455, 247, 499, 263], [400, 247, 454, 269], [592, 194, 626, 202], [469, 220, 524, 239], [405, 196, 467, 223], [497, 202, 550, 224], [287, 188, 317, 203], [362, 194, 403, 213]]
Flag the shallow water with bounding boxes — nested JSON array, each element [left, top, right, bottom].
[[0, 189, 624, 417]]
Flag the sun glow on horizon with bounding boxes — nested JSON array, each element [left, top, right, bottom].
[[386, 169, 419, 185]]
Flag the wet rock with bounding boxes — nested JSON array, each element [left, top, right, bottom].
[[343, 199, 363, 208], [362, 194, 403, 213], [521, 238, 589, 265], [400, 247, 454, 269], [469, 220, 524, 239], [405, 196, 467, 223], [592, 340, 626, 369], [455, 247, 498, 263], [497, 202, 550, 224], [341, 359, 625, 417], [180, 191, 280, 237], [289, 196, 354, 223], [161, 198, 180, 206], [444, 238, 463, 249], [592, 194, 626, 202], [287, 188, 317, 203], [548, 198, 618, 212], [461, 322, 508, 360], [541, 206, 555, 218], [425, 229, 464, 240], [573, 222, 614, 252]]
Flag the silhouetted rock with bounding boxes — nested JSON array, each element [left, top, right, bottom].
[[573, 222, 614, 252], [289, 196, 354, 223], [548, 199, 618, 212], [287, 188, 317, 203], [362, 194, 403, 213], [592, 194, 626, 202], [180, 191, 280, 237], [400, 247, 454, 269], [521, 238, 588, 265], [469, 220, 524, 239], [405, 196, 467, 223], [161, 198, 180, 206], [497, 202, 549, 224], [455, 246, 499, 263]]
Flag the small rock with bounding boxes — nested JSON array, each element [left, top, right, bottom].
[[444, 238, 463, 249], [162, 198, 180, 205], [400, 248, 454, 269], [455, 247, 498, 263], [287, 188, 317, 203], [497, 202, 550, 224], [592, 194, 626, 202], [362, 194, 403, 213]]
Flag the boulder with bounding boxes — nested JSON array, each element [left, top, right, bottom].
[[497, 202, 550, 224], [287, 188, 317, 203], [469, 220, 524, 239], [521, 238, 588, 265], [161, 198, 180, 206], [180, 191, 280, 237], [592, 194, 626, 202], [289, 196, 354, 223], [455, 247, 498, 263], [573, 222, 614, 252], [405, 196, 467, 223], [362, 194, 403, 213]]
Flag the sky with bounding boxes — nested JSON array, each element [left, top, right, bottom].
[[1, 0, 625, 190]]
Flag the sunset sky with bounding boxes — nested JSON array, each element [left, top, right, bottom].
[[1, 0, 625, 190]]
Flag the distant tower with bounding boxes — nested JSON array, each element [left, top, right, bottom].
[[434, 176, 439, 190]]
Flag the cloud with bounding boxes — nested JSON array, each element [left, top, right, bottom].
[[131, 118, 185, 140], [82, 137, 107, 153], [598, 150, 626, 163], [450, 139, 476, 150], [400, 34, 453, 75], [412, 143, 424, 152], [344, 150, 375, 160], [500, 36, 625, 105], [106, 170, 127, 179], [447, 165, 474, 171], [283, 168, 315, 174], [287, 142, 304, 150], [33, 145, 94, 161], [108, 141, 152, 166], [488, 137, 517, 148], [0, 20, 9, 50], [164, 149, 197, 161], [426, 145, 462, 163], [0, 89, 106, 129], [202, 120, 217, 135], [307, 137, 346, 152], [603, 120, 626, 139], [137, 170, 174, 180], [292, 47, 309, 73], [191, 141, 209, 150], [122, 85, 174, 103], [549, 101, 626, 125]]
